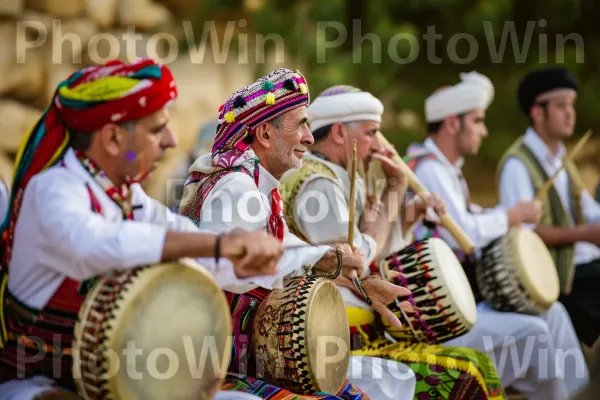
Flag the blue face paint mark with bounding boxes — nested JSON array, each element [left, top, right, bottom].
[[125, 151, 137, 161]]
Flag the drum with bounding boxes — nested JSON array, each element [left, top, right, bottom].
[[252, 275, 350, 395], [478, 227, 560, 315], [380, 237, 477, 344], [72, 259, 232, 400]]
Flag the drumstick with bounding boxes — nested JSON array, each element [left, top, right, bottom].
[[535, 129, 592, 201], [226, 239, 345, 258], [348, 140, 357, 247], [376, 132, 476, 254], [346, 140, 372, 299]]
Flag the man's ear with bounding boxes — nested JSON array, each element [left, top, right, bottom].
[[254, 124, 273, 149], [530, 105, 544, 126], [97, 123, 125, 157], [443, 116, 460, 136], [330, 123, 346, 145]]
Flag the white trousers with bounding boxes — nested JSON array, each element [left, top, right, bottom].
[[346, 356, 416, 400], [445, 301, 589, 400]]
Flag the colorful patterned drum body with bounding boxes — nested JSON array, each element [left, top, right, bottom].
[[478, 227, 560, 315], [380, 238, 477, 344], [72, 259, 232, 400], [252, 275, 350, 395]]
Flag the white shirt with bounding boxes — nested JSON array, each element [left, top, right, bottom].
[[187, 157, 418, 400], [193, 155, 329, 292], [413, 138, 509, 252], [292, 153, 378, 266], [7, 148, 256, 310], [498, 128, 600, 264], [289, 153, 413, 309]]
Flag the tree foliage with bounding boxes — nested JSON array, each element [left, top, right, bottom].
[[185, 0, 599, 163]]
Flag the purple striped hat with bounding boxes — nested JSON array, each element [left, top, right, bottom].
[[211, 68, 310, 168]]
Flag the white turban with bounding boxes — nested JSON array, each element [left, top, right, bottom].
[[425, 71, 495, 123], [307, 85, 384, 131]]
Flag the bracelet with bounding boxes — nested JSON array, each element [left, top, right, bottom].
[[313, 247, 343, 279], [351, 277, 372, 305], [215, 234, 222, 266]]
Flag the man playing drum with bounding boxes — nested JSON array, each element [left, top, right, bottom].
[[279, 84, 506, 400], [0, 59, 288, 400], [179, 68, 415, 399], [408, 71, 588, 400], [498, 67, 600, 352]]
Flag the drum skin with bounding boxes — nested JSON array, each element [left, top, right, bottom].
[[72, 259, 232, 400], [478, 227, 560, 315], [252, 275, 350, 395], [380, 238, 477, 344]]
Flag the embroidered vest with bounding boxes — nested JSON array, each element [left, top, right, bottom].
[[180, 166, 255, 226], [497, 136, 585, 294], [404, 148, 484, 302], [0, 186, 102, 389], [279, 157, 338, 242]]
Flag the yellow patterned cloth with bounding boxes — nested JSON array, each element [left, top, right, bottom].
[[347, 307, 506, 400]]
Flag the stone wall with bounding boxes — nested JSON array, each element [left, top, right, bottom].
[[0, 0, 254, 203]]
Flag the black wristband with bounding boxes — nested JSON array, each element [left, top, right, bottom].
[[215, 234, 222, 265]]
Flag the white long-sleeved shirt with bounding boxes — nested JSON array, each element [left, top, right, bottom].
[[412, 138, 509, 253], [7, 148, 257, 309], [498, 128, 600, 265], [190, 154, 329, 293], [292, 154, 378, 267], [289, 153, 412, 309]]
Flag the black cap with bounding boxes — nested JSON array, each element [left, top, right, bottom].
[[517, 67, 578, 115]]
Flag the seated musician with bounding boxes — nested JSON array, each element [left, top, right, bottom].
[[408, 71, 588, 399], [498, 67, 600, 353], [279, 84, 506, 400], [179, 68, 415, 399], [0, 59, 287, 400]]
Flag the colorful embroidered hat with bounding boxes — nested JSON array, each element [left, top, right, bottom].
[[211, 68, 309, 168]]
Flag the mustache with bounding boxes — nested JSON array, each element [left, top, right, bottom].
[[294, 146, 307, 152]]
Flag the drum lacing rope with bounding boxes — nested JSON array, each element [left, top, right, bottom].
[[75, 268, 141, 395], [387, 241, 464, 343], [478, 236, 541, 315], [390, 252, 435, 343]]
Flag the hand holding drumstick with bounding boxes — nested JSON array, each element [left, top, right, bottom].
[[345, 140, 415, 328]]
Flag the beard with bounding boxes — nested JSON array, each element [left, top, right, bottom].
[[270, 135, 305, 173]]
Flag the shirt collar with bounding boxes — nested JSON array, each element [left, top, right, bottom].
[[61, 147, 95, 185], [423, 137, 465, 171], [523, 127, 566, 164], [306, 152, 348, 181], [257, 164, 280, 195]]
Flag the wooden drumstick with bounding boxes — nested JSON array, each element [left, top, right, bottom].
[[535, 129, 592, 201], [226, 239, 346, 258], [348, 140, 357, 247], [376, 132, 476, 254], [346, 140, 372, 298]]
